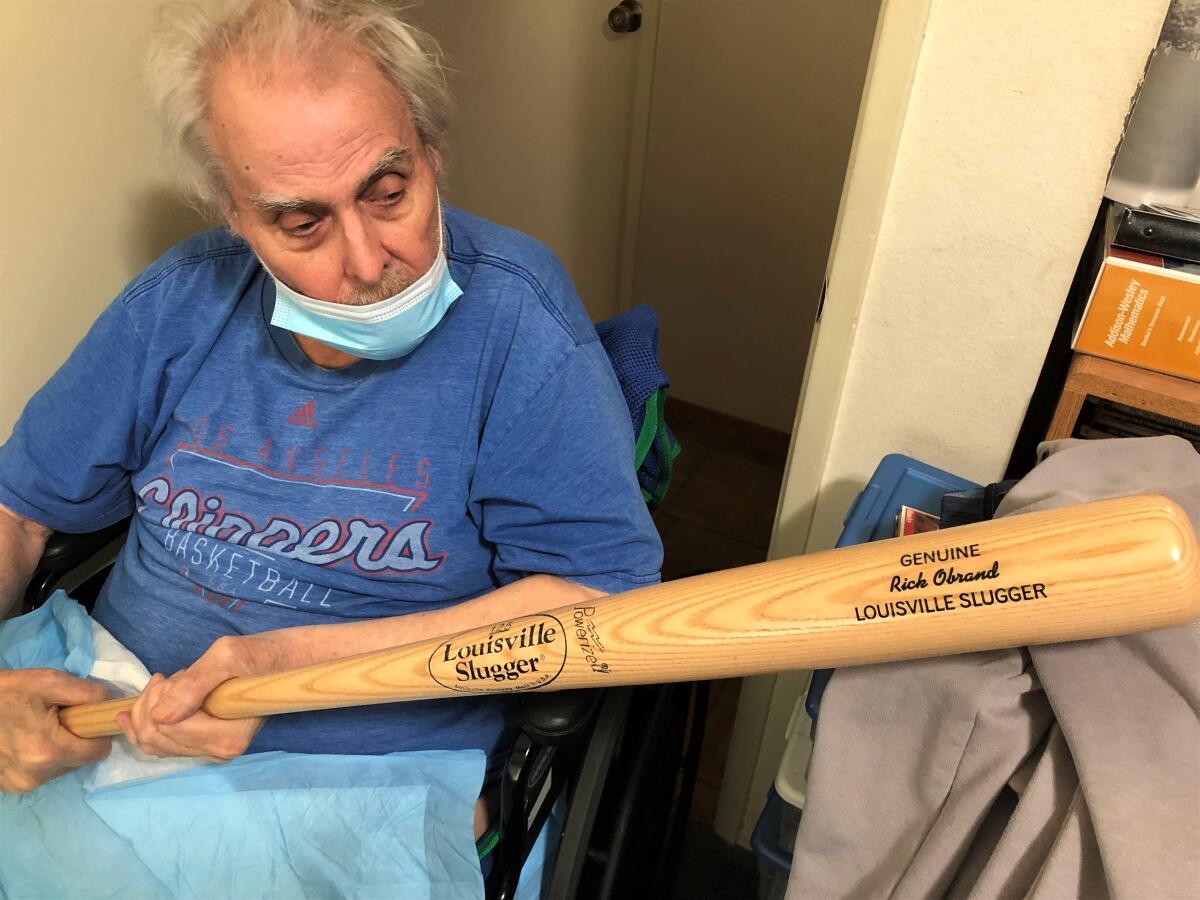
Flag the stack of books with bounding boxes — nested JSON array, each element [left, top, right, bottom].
[[1073, 205, 1200, 383], [1075, 394, 1200, 452]]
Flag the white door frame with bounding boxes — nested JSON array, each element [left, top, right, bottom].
[[712, 0, 934, 846], [616, 0, 662, 315]]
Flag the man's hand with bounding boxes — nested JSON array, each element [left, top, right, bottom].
[[112, 577, 606, 760], [115, 635, 272, 762], [0, 668, 112, 792]]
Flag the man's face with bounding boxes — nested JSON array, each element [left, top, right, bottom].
[[208, 47, 440, 305]]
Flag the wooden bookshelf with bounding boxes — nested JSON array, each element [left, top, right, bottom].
[[1046, 353, 1199, 441]]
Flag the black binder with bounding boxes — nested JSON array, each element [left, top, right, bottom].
[[1114, 206, 1200, 265]]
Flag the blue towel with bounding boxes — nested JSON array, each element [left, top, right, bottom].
[[0, 590, 95, 674], [596, 305, 681, 508], [0, 593, 488, 900], [84, 751, 485, 900]]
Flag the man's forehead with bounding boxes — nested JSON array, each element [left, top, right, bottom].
[[207, 51, 421, 206], [213, 31, 382, 100], [209, 50, 416, 137]]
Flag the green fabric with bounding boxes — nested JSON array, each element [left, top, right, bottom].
[[476, 825, 501, 861], [636, 388, 681, 511], [634, 387, 661, 469], [652, 415, 681, 508]]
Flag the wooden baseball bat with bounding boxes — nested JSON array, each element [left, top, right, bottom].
[[60, 493, 1200, 739]]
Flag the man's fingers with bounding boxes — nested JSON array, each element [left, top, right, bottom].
[[119, 676, 158, 754], [28, 668, 110, 707], [150, 670, 215, 725], [0, 767, 49, 793], [117, 706, 175, 758], [120, 707, 221, 759], [124, 676, 219, 759], [115, 711, 139, 748], [125, 676, 177, 757], [49, 731, 112, 768], [0, 669, 112, 791], [148, 710, 246, 760], [152, 637, 264, 725]]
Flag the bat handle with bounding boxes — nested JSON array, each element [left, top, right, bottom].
[[61, 696, 135, 739], [62, 686, 270, 739]]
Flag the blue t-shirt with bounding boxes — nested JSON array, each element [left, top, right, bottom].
[[0, 206, 662, 770]]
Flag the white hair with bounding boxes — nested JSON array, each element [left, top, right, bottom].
[[146, 0, 452, 213]]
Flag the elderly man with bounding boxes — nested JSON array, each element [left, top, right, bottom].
[[0, 0, 661, 824]]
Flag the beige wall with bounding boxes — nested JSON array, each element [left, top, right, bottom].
[[1, 1, 657, 439], [0, 1, 208, 439], [1, 0, 867, 440], [408, 0, 655, 324], [632, 0, 880, 433]]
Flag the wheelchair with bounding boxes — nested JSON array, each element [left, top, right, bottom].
[[21, 306, 705, 900], [25, 521, 706, 900]]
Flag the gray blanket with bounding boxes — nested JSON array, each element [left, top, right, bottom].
[[786, 436, 1200, 900]]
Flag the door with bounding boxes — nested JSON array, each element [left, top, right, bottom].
[[410, 1, 657, 322], [630, 0, 881, 433]]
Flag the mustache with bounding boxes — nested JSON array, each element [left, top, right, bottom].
[[340, 268, 418, 305]]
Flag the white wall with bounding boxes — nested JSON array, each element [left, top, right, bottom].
[[0, 1, 209, 439], [718, 0, 1170, 847], [791, 0, 1169, 552]]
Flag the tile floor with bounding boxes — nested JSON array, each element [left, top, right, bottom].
[[653, 398, 790, 826]]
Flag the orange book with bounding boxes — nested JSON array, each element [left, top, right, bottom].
[[1073, 248, 1200, 382]]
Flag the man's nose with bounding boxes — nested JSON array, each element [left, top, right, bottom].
[[339, 213, 388, 286]]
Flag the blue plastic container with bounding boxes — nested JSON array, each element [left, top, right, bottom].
[[750, 454, 978, 895], [751, 788, 793, 900], [805, 455, 978, 720]]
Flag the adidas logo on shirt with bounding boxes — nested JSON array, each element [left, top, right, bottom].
[[287, 400, 318, 428]]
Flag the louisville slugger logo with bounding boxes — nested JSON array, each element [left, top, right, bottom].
[[428, 615, 567, 693]]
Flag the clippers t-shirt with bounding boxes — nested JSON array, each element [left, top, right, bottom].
[[0, 206, 663, 770]]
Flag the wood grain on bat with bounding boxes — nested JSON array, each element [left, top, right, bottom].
[[61, 493, 1200, 739]]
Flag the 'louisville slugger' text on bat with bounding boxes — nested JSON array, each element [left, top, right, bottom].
[[60, 493, 1200, 738]]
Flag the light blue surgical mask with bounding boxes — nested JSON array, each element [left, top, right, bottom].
[[267, 205, 462, 361]]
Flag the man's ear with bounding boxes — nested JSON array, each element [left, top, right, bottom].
[[218, 196, 241, 235]]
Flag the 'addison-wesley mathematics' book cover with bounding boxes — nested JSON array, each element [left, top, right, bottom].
[[1073, 247, 1200, 383]]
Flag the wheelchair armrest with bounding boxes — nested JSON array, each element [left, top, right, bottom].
[[518, 689, 603, 745], [37, 520, 131, 572], [488, 689, 608, 900], [24, 518, 131, 612]]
